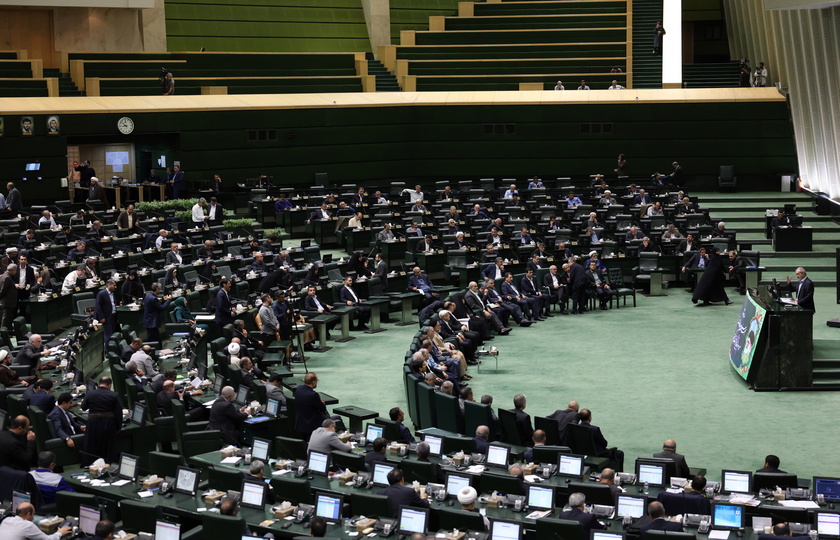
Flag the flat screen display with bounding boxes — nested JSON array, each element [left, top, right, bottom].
[[815, 478, 840, 502], [527, 485, 554, 510], [490, 519, 522, 540], [372, 463, 393, 487], [445, 473, 471, 497], [558, 454, 584, 477], [713, 504, 744, 529], [617, 495, 646, 519], [11, 491, 30, 511], [722, 470, 752, 494], [424, 435, 442, 456], [118, 453, 138, 481], [130, 403, 145, 425], [308, 451, 329, 475], [174, 466, 200, 496], [637, 463, 665, 486], [235, 385, 249, 405], [487, 444, 510, 467], [155, 521, 180, 540], [79, 505, 100, 535], [365, 423, 384, 442], [315, 494, 342, 521], [251, 438, 270, 462], [398, 507, 428, 535], [240, 481, 266, 509], [265, 398, 279, 417], [817, 513, 840, 537]]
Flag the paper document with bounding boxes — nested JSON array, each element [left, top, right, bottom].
[[221, 457, 241, 464], [778, 500, 819, 508], [112, 479, 131, 487], [708, 531, 730, 540]]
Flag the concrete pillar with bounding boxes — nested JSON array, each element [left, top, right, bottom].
[[361, 0, 391, 58]]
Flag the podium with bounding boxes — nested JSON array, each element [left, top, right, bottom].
[[731, 289, 813, 390]]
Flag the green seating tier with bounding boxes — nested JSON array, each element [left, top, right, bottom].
[[394, 43, 626, 60], [444, 13, 626, 31], [0, 61, 34, 78], [413, 27, 626, 45], [474, 0, 627, 16], [96, 76, 364, 96], [0, 80, 49, 97], [407, 58, 623, 76], [413, 73, 626, 91]]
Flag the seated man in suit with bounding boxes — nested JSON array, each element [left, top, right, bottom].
[[415, 234, 436, 253], [523, 430, 546, 462], [452, 232, 469, 250], [758, 522, 811, 540], [638, 501, 684, 534], [521, 268, 551, 318], [165, 243, 183, 266], [512, 393, 534, 446], [207, 386, 250, 446], [485, 279, 529, 327], [514, 227, 533, 245], [681, 247, 709, 292], [559, 492, 607, 536], [474, 425, 490, 455], [653, 439, 690, 478], [307, 418, 352, 454], [307, 203, 332, 223], [408, 266, 438, 304], [548, 400, 580, 446], [657, 475, 712, 516], [390, 407, 415, 444], [340, 276, 370, 330], [757, 454, 787, 473], [578, 408, 624, 470], [65, 241, 89, 262], [501, 272, 540, 322], [727, 250, 748, 294], [625, 226, 645, 241], [543, 264, 569, 315], [585, 260, 613, 311], [464, 281, 509, 335], [379, 468, 430, 518], [482, 257, 506, 282], [677, 197, 696, 215], [303, 285, 337, 336], [598, 468, 623, 496], [48, 393, 85, 448], [364, 437, 389, 470]]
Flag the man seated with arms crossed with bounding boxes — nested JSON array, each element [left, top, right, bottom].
[[48, 393, 85, 448], [0, 502, 72, 539]]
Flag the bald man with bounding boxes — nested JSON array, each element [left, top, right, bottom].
[[0, 502, 72, 539], [0, 415, 36, 470], [653, 439, 690, 478]]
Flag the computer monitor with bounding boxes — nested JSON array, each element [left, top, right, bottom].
[[365, 423, 384, 442], [155, 520, 180, 540], [251, 437, 270, 463], [197, 363, 208, 381], [486, 444, 511, 468], [593, 532, 626, 540], [527, 484, 555, 510], [308, 451, 330, 475], [753, 472, 798, 491], [213, 374, 224, 394], [234, 385, 249, 405], [174, 466, 200, 496], [816, 512, 840, 537], [130, 403, 146, 425], [616, 495, 647, 519], [372, 462, 393, 487], [814, 477, 840, 502], [79, 505, 100, 535], [636, 462, 666, 487], [11, 491, 30, 511], [315, 493, 343, 524], [265, 398, 280, 417], [240, 480, 267, 509], [712, 503, 745, 530], [490, 519, 523, 540], [557, 454, 585, 477], [721, 470, 752, 494], [423, 434, 442, 457], [397, 506, 429, 536], [445, 472, 472, 497], [118, 453, 139, 481]]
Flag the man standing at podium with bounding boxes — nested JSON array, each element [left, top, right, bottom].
[[787, 267, 814, 311]]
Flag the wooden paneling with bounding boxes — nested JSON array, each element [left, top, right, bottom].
[[0, 9, 55, 69]]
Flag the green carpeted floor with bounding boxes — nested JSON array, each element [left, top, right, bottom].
[[284, 190, 840, 482]]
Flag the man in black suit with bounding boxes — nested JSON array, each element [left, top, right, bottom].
[[389, 407, 415, 444], [464, 281, 509, 335], [95, 279, 119, 351], [15, 255, 36, 318], [208, 385, 250, 446], [196, 240, 215, 260], [512, 393, 534, 446], [80, 377, 122, 466], [6, 182, 22, 211], [0, 263, 18, 329], [787, 267, 814, 311], [578, 408, 624, 470], [501, 272, 540, 322], [681, 247, 708, 292], [568, 258, 587, 315], [598, 468, 623, 496], [756, 454, 787, 473], [638, 502, 684, 534], [214, 278, 234, 327], [523, 430, 547, 462], [521, 268, 551, 317], [339, 276, 370, 330], [373, 253, 388, 287], [558, 493, 607, 536], [415, 234, 435, 253], [474, 425, 490, 454], [307, 203, 332, 223], [293, 372, 328, 440], [364, 438, 389, 470], [0, 415, 36, 470], [548, 400, 581, 446], [48, 393, 85, 447], [303, 286, 337, 335], [378, 468, 430, 518], [585, 260, 613, 311], [653, 439, 690, 478]]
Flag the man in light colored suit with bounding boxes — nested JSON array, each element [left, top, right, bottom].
[[307, 418, 352, 454]]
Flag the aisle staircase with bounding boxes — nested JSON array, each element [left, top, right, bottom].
[[43, 68, 83, 96], [631, 0, 662, 88], [365, 54, 401, 92]]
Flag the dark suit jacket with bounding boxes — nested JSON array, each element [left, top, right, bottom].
[[293, 384, 327, 436], [482, 264, 504, 281], [500, 280, 525, 301], [558, 507, 606, 536], [474, 437, 489, 455], [7, 188, 22, 211], [520, 276, 542, 296], [88, 184, 108, 204], [374, 260, 388, 284], [143, 292, 171, 329], [378, 484, 430, 517], [95, 289, 118, 330], [30, 391, 55, 414], [303, 294, 330, 312], [683, 252, 708, 270], [208, 397, 248, 446], [653, 450, 690, 478], [415, 241, 435, 253], [639, 518, 684, 534], [579, 422, 610, 455], [364, 451, 388, 470], [790, 277, 815, 311], [568, 262, 586, 291], [172, 170, 185, 187], [47, 406, 83, 441], [116, 211, 138, 230], [165, 251, 183, 265], [513, 408, 533, 445], [215, 288, 233, 326], [548, 408, 580, 445], [464, 290, 488, 314], [0, 430, 34, 470], [0, 272, 17, 309], [339, 286, 362, 305], [634, 194, 651, 205], [408, 273, 433, 291]]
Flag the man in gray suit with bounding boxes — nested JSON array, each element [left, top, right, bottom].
[[307, 418, 351, 454], [0, 263, 18, 329]]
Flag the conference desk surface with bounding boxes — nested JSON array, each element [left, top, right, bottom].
[[63, 461, 787, 540]]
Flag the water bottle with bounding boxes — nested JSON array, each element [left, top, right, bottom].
[[344, 518, 351, 535], [644, 482, 649, 495]]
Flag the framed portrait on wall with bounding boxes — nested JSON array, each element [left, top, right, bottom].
[[21, 116, 34, 135], [47, 116, 60, 135]]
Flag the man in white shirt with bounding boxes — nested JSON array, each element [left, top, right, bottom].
[[38, 210, 57, 228], [191, 198, 207, 227], [0, 502, 71, 539], [554, 80, 565, 91], [155, 229, 168, 249], [608, 80, 625, 90], [408, 185, 424, 203], [62, 266, 86, 292]]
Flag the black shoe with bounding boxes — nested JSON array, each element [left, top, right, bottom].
[[484, 335, 494, 341], [500, 327, 512, 335], [725, 300, 734, 305], [684, 288, 693, 293], [545, 313, 554, 317], [357, 324, 369, 330], [691, 298, 698, 304], [519, 321, 532, 327], [466, 360, 479, 366], [560, 310, 569, 315]]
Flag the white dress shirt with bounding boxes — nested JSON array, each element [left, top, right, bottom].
[[192, 203, 205, 224]]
